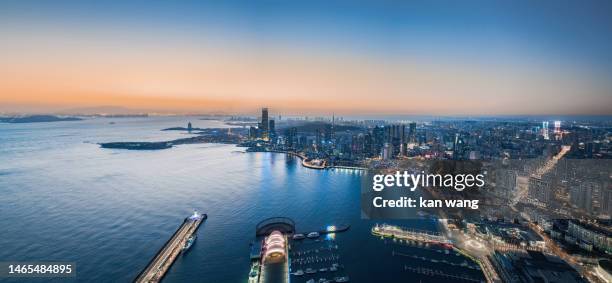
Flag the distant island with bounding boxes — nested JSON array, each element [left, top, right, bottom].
[[100, 142, 172, 150], [0, 115, 82, 123], [99, 127, 248, 150]]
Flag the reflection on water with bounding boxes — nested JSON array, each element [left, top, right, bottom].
[[0, 117, 483, 282]]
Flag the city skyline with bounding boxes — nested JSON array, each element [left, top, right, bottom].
[[2, 1, 612, 115]]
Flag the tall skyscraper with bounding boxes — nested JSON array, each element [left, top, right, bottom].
[[382, 142, 393, 160], [409, 122, 417, 143], [285, 127, 297, 149], [261, 107, 269, 140], [269, 119, 276, 142], [542, 121, 549, 140], [554, 121, 561, 134]]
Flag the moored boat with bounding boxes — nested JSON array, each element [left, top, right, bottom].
[[334, 276, 349, 282], [183, 234, 196, 251], [307, 232, 320, 238]]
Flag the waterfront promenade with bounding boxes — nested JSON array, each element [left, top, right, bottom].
[[372, 224, 450, 244], [375, 223, 501, 283], [267, 150, 366, 171]]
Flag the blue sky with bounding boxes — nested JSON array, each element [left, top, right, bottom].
[[1, 0, 611, 115]]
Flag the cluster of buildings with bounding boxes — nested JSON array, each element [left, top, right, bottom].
[[244, 109, 611, 166], [490, 250, 586, 283], [237, 108, 612, 282], [248, 108, 276, 142]]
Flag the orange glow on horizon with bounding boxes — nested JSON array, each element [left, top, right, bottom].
[[1, 34, 611, 115]]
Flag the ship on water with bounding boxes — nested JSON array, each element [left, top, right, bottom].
[[183, 234, 196, 252], [183, 210, 203, 252]]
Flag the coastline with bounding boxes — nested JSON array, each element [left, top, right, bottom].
[[263, 149, 367, 171]]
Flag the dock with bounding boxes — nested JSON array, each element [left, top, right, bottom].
[[372, 223, 451, 245], [297, 224, 351, 236], [135, 212, 207, 283]]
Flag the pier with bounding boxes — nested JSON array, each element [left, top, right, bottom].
[[135, 212, 207, 283], [298, 224, 351, 236], [372, 224, 451, 245]]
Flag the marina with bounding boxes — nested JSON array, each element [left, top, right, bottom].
[[289, 239, 350, 283], [373, 223, 490, 283], [249, 218, 351, 283]]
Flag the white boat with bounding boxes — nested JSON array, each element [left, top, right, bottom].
[[335, 276, 350, 282], [307, 232, 320, 238], [182, 235, 196, 251], [293, 233, 306, 240], [305, 268, 317, 274], [292, 270, 304, 276]]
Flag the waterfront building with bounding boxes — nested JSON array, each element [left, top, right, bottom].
[[249, 126, 258, 140], [490, 251, 585, 283], [269, 119, 276, 143], [283, 127, 297, 149], [263, 231, 286, 264]]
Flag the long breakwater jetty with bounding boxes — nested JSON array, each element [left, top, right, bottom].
[[135, 212, 207, 283]]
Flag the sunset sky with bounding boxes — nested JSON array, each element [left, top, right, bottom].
[[1, 0, 612, 115]]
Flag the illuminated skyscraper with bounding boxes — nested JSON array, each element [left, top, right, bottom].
[[554, 121, 561, 134], [542, 121, 549, 140]]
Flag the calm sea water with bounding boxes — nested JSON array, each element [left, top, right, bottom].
[[0, 117, 484, 283]]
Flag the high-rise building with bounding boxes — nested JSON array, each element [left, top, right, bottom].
[[554, 121, 561, 134], [324, 124, 334, 144], [261, 108, 269, 140], [382, 142, 393, 160], [249, 126, 258, 140], [315, 128, 322, 150], [528, 176, 553, 206], [602, 187, 612, 218], [284, 127, 297, 149], [570, 180, 599, 214], [269, 119, 276, 143], [542, 121, 549, 140], [409, 122, 417, 143]]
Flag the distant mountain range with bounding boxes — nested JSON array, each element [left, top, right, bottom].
[[0, 115, 82, 123]]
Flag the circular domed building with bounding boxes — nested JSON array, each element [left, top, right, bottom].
[[263, 230, 286, 264]]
